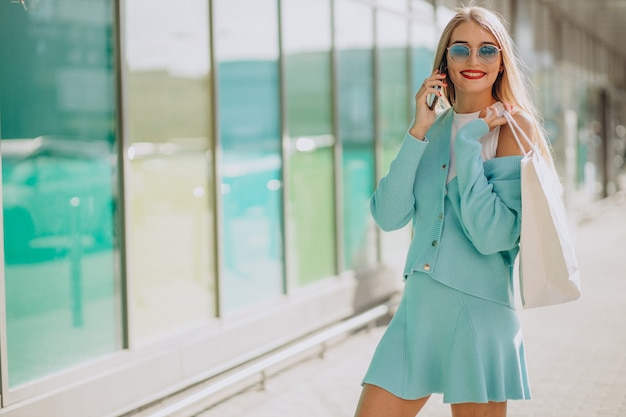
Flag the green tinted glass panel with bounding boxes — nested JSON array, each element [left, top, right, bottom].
[[288, 148, 336, 284], [215, 0, 285, 311], [411, 12, 437, 102], [336, 1, 377, 271], [284, 53, 332, 137], [124, 0, 216, 344], [283, 0, 336, 286], [378, 12, 409, 174], [0, 1, 122, 386], [377, 12, 411, 267]]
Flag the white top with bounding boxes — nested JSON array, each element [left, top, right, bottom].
[[447, 110, 499, 183]]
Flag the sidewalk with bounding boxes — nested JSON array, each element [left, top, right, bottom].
[[191, 198, 626, 417]]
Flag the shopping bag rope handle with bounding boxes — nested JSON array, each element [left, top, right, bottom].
[[503, 109, 564, 195], [501, 110, 541, 156]]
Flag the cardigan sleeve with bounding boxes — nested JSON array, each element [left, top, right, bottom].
[[370, 131, 429, 231], [452, 118, 523, 254]]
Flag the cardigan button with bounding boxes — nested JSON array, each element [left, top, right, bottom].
[[438, 214, 443, 220], [432, 240, 438, 246], [441, 164, 447, 169], [423, 264, 431, 271]]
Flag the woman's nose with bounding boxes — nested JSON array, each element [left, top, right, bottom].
[[467, 49, 481, 65]]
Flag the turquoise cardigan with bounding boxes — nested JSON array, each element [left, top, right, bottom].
[[371, 108, 523, 308]]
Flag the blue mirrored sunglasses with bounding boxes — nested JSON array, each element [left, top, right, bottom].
[[447, 44, 502, 64]]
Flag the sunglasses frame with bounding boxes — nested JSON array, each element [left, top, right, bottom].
[[446, 43, 502, 64]]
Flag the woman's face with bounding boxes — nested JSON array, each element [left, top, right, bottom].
[[446, 21, 502, 99]]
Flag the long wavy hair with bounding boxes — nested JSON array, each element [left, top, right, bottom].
[[432, 5, 553, 162]]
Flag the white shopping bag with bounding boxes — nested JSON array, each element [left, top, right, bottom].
[[503, 111, 581, 309]]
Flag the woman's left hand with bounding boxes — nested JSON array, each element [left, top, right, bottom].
[[480, 102, 513, 131]]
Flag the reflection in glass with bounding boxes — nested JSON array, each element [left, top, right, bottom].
[[0, 1, 122, 386], [377, 11, 411, 269], [378, 11, 410, 176], [124, 0, 216, 344], [336, 0, 377, 271], [282, 0, 336, 286], [410, 3, 437, 98], [215, 0, 284, 311]]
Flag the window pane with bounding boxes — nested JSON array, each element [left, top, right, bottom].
[[410, 2, 437, 99], [378, 11, 409, 175], [282, 0, 336, 286], [215, 0, 284, 311], [386, 0, 408, 13], [0, 0, 122, 386], [336, 0, 377, 271], [377, 11, 411, 269], [124, 0, 216, 344]]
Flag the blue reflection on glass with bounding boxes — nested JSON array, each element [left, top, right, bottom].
[[338, 49, 377, 271], [0, 0, 121, 387], [218, 59, 284, 311]]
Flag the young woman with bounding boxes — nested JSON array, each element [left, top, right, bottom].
[[354, 6, 553, 417]]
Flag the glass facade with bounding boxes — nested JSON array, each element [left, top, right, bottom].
[[0, 0, 122, 387], [0, 0, 623, 415], [376, 9, 412, 268], [410, 1, 437, 96], [124, 0, 216, 344], [214, 0, 285, 311], [282, 0, 337, 287], [335, 0, 377, 271]]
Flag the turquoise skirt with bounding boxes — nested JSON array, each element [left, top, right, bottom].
[[362, 272, 531, 404]]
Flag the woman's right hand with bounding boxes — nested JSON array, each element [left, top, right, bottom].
[[409, 70, 447, 140]]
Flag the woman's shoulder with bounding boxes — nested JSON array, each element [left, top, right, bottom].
[[497, 109, 534, 157], [509, 109, 534, 133]]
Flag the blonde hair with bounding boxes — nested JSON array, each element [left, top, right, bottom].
[[432, 5, 554, 162]]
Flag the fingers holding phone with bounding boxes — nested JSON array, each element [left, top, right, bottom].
[[426, 85, 440, 110], [427, 63, 448, 110], [410, 68, 447, 139], [417, 69, 447, 112]]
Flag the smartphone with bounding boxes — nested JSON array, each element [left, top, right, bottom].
[[427, 61, 446, 110]]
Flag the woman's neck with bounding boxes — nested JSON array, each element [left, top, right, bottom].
[[453, 93, 496, 114]]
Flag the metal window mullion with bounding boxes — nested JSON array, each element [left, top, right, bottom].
[[330, 0, 345, 275], [113, 0, 131, 350], [208, 0, 224, 318], [277, 0, 292, 295], [406, 0, 414, 127], [372, 7, 383, 264]]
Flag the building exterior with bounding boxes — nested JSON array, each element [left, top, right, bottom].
[[0, 0, 623, 416]]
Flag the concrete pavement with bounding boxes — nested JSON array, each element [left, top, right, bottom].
[[188, 196, 626, 417]]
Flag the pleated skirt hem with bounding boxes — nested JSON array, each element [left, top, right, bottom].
[[361, 272, 531, 404]]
